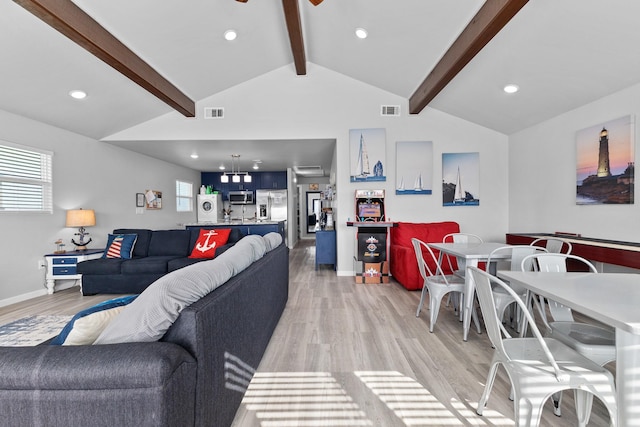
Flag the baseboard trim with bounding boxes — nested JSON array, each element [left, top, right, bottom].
[[0, 280, 80, 308], [0, 289, 47, 308]]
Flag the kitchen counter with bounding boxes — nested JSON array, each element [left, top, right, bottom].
[[186, 220, 283, 225], [185, 221, 285, 239]]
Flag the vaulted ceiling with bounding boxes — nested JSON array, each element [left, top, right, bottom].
[[3, 1, 640, 173]]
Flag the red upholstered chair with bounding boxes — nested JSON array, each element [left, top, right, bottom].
[[389, 221, 460, 290]]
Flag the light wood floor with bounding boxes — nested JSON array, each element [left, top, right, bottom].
[[0, 240, 612, 426], [231, 240, 613, 427]]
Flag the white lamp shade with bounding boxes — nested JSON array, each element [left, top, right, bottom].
[[221, 175, 229, 183], [232, 175, 241, 183], [66, 209, 96, 227], [244, 174, 252, 183]]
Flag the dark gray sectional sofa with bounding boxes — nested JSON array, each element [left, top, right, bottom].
[[0, 237, 289, 427], [78, 227, 244, 295]]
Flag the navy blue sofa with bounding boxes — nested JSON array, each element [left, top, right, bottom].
[[78, 228, 244, 295], [0, 240, 289, 427]]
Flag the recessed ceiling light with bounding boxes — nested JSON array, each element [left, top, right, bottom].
[[219, 164, 226, 170], [69, 90, 87, 99], [224, 30, 237, 41], [190, 154, 199, 159], [253, 163, 259, 170], [355, 28, 368, 39], [503, 84, 519, 94]]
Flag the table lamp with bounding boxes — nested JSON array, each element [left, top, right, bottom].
[[66, 208, 96, 250]]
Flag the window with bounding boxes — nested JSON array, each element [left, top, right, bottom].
[[0, 141, 53, 213], [176, 180, 193, 212]]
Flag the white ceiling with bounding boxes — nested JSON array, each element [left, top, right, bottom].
[[3, 0, 640, 173]]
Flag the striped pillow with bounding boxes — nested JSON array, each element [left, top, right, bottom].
[[102, 234, 138, 259]]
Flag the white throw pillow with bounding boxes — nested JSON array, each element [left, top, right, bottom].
[[51, 295, 138, 345]]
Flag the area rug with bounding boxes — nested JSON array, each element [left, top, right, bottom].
[[0, 315, 72, 347]]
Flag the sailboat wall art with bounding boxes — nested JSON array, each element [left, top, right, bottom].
[[396, 141, 433, 195], [442, 152, 480, 206], [350, 128, 386, 182]]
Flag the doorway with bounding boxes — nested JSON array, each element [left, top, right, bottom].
[[306, 191, 321, 234]]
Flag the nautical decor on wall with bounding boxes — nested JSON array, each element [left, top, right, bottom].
[[576, 115, 635, 205], [396, 141, 433, 195], [442, 152, 480, 206], [145, 190, 162, 209], [350, 128, 386, 182]]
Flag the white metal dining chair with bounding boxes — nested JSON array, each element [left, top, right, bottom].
[[412, 238, 480, 333], [526, 238, 572, 327], [441, 233, 484, 314], [520, 252, 616, 416], [469, 266, 618, 427], [486, 245, 547, 331], [530, 237, 572, 254], [442, 233, 484, 277]]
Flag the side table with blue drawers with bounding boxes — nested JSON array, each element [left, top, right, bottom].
[[44, 249, 104, 294], [315, 229, 336, 270]]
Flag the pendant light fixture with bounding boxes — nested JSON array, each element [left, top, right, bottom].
[[221, 154, 252, 183]]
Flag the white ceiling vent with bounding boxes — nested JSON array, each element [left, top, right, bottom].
[[204, 107, 224, 119], [294, 165, 325, 177], [381, 105, 400, 116]]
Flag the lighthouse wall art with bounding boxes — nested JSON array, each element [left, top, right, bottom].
[[349, 128, 386, 182], [576, 115, 634, 205]]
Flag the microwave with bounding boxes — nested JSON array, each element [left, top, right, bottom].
[[228, 190, 254, 205]]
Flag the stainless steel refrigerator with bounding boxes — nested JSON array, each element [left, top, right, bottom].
[[256, 189, 287, 221]]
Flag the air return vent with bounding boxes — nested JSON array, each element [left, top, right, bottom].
[[293, 165, 325, 177], [204, 107, 224, 119], [381, 105, 400, 116]]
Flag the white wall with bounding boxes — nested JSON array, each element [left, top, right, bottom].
[[509, 82, 640, 242], [0, 109, 200, 305], [108, 63, 510, 276]]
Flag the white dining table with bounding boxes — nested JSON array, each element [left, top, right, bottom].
[[497, 271, 640, 426], [428, 242, 511, 341]]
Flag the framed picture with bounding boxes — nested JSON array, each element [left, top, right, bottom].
[[576, 115, 634, 205], [136, 193, 145, 207], [442, 152, 480, 206], [396, 141, 433, 195], [145, 190, 162, 209], [309, 183, 319, 190], [349, 128, 386, 182]]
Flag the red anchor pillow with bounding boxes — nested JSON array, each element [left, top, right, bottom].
[[188, 228, 232, 259]]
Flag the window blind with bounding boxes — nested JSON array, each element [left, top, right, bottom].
[[176, 180, 193, 212], [0, 142, 53, 213]]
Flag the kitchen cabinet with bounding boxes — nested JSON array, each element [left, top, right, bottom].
[[315, 230, 336, 270], [201, 171, 287, 202], [260, 172, 287, 189]]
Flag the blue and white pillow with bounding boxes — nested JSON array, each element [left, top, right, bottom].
[[102, 234, 137, 259], [50, 295, 138, 345]]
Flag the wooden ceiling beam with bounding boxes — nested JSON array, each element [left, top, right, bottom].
[[14, 0, 196, 117], [282, 0, 307, 75], [409, 0, 529, 114]]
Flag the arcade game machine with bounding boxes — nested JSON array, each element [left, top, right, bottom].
[[347, 189, 394, 283]]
